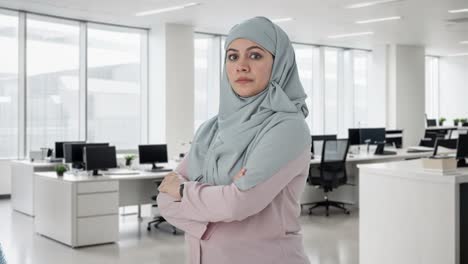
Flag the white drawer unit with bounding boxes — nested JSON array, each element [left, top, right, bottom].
[[77, 192, 119, 217], [34, 175, 119, 247]]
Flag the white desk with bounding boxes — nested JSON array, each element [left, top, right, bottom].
[[303, 147, 439, 205], [358, 159, 468, 264], [11, 160, 58, 216], [34, 170, 171, 248]]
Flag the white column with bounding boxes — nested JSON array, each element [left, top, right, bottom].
[[148, 24, 194, 158], [387, 44, 426, 147]]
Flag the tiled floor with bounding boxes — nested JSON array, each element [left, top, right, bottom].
[[0, 199, 358, 264]]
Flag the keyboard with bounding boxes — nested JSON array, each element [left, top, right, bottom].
[[407, 146, 434, 153], [147, 168, 172, 172]]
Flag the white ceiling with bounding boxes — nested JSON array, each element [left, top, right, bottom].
[[1, 0, 468, 56]]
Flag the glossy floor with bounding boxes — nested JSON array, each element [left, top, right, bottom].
[[0, 199, 358, 264]]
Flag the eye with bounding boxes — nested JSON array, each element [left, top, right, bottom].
[[227, 53, 238, 61], [249, 52, 263, 60]]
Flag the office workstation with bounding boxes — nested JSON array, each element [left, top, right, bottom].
[[1, 0, 468, 263]]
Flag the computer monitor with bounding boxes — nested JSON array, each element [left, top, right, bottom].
[[55, 141, 85, 158], [64, 142, 109, 168], [427, 119, 437, 127], [457, 134, 468, 167], [348, 128, 361, 145], [360, 128, 386, 145], [433, 138, 458, 156], [138, 144, 168, 170], [311, 135, 337, 154], [84, 146, 117, 176]]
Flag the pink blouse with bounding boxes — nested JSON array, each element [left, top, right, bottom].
[[157, 147, 311, 264]]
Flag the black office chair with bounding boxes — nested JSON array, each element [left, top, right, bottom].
[[419, 131, 445, 147], [311, 134, 337, 154], [306, 139, 351, 216], [427, 119, 437, 127], [433, 138, 458, 156], [147, 181, 177, 235]]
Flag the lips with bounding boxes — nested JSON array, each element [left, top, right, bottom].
[[235, 77, 253, 84]]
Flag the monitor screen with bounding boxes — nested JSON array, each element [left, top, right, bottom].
[[84, 146, 117, 173], [139, 144, 168, 164], [348, 129, 361, 145], [64, 143, 109, 164], [360, 128, 386, 144], [457, 134, 468, 159], [55, 141, 85, 158]]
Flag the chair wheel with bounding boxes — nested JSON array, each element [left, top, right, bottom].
[[345, 211, 350, 215], [147, 226, 151, 231], [172, 230, 177, 235]]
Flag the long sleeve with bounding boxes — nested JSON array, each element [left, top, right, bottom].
[[157, 155, 209, 239], [179, 146, 310, 223]]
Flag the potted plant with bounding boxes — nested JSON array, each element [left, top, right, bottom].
[[461, 118, 468, 126], [55, 164, 68, 177], [438, 117, 446, 126], [454, 118, 460, 126], [124, 154, 136, 167]]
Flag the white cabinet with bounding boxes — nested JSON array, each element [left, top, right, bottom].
[[11, 161, 56, 216], [35, 174, 119, 247]]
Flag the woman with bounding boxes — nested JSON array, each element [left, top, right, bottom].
[[158, 16, 311, 264]]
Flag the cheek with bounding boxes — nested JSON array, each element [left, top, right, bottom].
[[256, 63, 272, 86]]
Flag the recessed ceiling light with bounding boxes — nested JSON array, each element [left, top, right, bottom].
[[328, 32, 374, 39], [460, 41, 468, 44], [345, 0, 403, 9], [271, 17, 294, 23], [356, 16, 402, 24], [136, 2, 200, 16], [447, 52, 468, 57], [448, 8, 468, 14]]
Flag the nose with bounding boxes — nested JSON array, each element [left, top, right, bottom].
[[236, 57, 249, 72]]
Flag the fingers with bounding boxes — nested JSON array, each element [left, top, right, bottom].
[[233, 168, 247, 181]]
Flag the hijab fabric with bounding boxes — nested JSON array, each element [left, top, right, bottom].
[[187, 17, 310, 190]]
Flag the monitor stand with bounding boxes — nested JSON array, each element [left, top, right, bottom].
[[92, 170, 101, 176], [458, 159, 468, 168], [149, 163, 164, 171]]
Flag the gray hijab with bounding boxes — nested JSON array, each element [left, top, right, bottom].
[[187, 17, 310, 190]]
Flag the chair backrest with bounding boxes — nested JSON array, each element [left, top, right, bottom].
[[433, 138, 458, 156], [427, 119, 437, 127], [420, 131, 445, 147], [311, 134, 337, 154], [318, 139, 350, 191]]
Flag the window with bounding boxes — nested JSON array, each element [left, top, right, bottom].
[[194, 33, 221, 131], [425, 56, 439, 119], [26, 15, 80, 152], [87, 24, 146, 149], [293, 44, 315, 130], [0, 11, 18, 158]]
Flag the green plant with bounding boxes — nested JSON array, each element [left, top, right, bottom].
[[55, 164, 68, 176], [461, 118, 468, 124], [124, 154, 136, 166]]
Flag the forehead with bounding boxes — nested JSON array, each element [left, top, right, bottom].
[[227, 38, 265, 51]]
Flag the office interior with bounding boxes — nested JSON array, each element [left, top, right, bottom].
[[1, 0, 468, 263]]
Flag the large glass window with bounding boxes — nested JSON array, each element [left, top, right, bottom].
[[194, 34, 221, 131], [293, 44, 315, 130], [425, 56, 439, 119], [87, 24, 145, 149], [0, 11, 18, 158], [26, 15, 80, 151]]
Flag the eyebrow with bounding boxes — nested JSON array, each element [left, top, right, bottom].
[[226, 46, 266, 53]]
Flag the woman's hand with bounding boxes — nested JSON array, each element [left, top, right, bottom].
[[158, 172, 183, 200], [233, 168, 247, 181]]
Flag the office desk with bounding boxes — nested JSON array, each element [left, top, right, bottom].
[[304, 148, 445, 206], [11, 160, 57, 216], [358, 159, 468, 264], [34, 170, 171, 248]]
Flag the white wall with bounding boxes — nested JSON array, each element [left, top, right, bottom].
[[439, 57, 468, 122], [0, 160, 12, 195]]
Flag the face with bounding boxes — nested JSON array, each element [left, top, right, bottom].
[[225, 38, 274, 98]]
